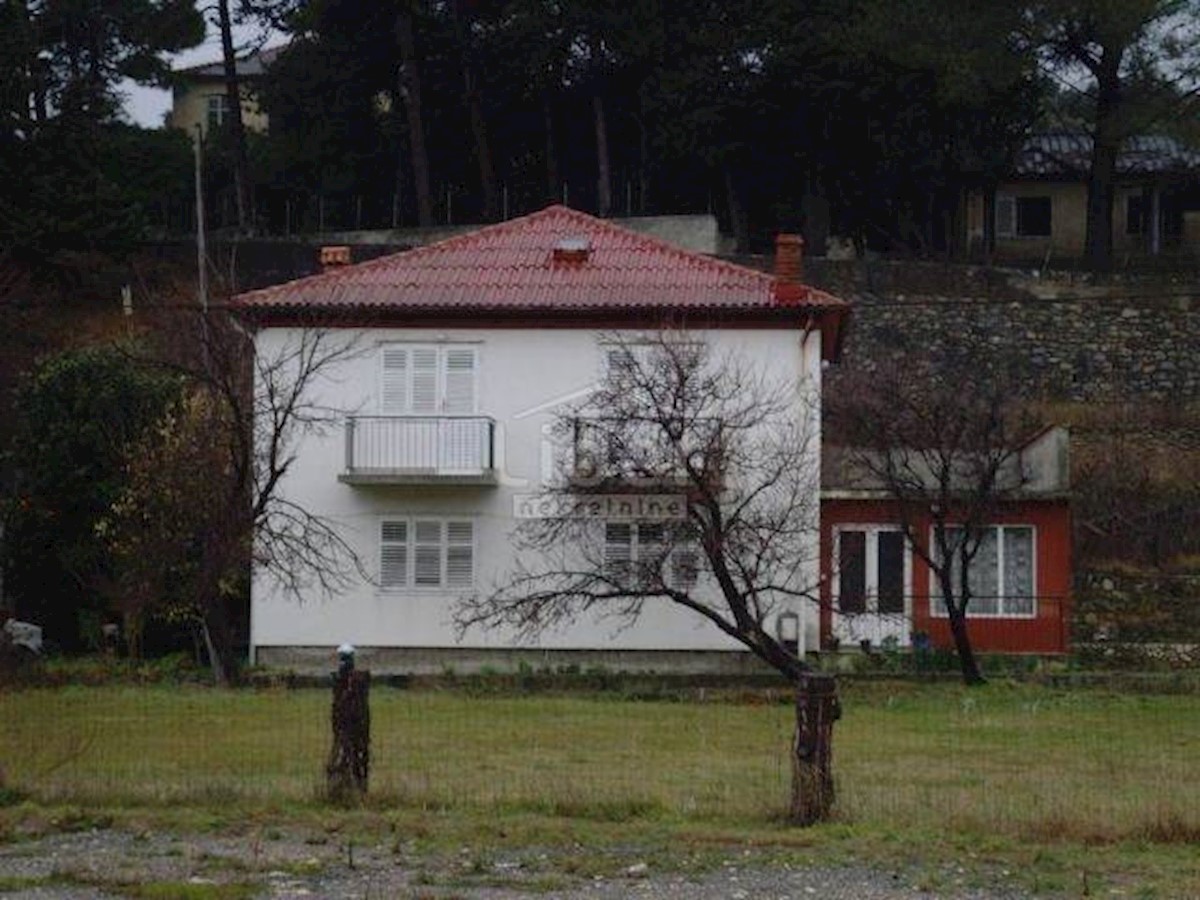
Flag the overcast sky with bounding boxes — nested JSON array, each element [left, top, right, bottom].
[[120, 18, 282, 128]]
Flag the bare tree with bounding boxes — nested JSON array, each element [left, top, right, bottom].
[[827, 358, 1039, 685], [456, 331, 839, 824], [102, 310, 367, 684]]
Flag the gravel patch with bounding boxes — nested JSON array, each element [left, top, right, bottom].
[[0, 828, 1031, 898]]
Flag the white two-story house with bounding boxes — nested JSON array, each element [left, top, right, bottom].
[[235, 206, 847, 673]]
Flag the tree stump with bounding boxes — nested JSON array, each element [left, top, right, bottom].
[[327, 665, 370, 799], [790, 672, 840, 825]]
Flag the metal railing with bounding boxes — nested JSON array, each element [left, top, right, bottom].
[[344, 416, 495, 478]]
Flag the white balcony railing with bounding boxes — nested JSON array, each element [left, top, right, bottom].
[[341, 416, 496, 484]]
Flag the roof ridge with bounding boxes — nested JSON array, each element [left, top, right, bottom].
[[535, 205, 777, 285], [236, 205, 778, 307]]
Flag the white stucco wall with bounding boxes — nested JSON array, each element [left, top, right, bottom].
[[250, 325, 824, 656]]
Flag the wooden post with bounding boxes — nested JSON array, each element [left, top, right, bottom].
[[327, 647, 370, 799], [790, 672, 840, 825]]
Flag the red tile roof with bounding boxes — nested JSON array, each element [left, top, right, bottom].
[[234, 205, 846, 317]]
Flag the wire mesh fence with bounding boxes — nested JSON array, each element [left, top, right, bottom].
[[3, 678, 1198, 841]]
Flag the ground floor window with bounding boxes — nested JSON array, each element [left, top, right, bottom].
[[932, 525, 1035, 617], [604, 522, 700, 591], [380, 517, 475, 589]]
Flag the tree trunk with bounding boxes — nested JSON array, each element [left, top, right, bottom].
[[723, 166, 750, 252], [327, 663, 370, 799], [636, 94, 650, 214], [1084, 45, 1123, 273], [452, 1, 497, 221], [396, 7, 433, 227], [593, 92, 611, 217], [790, 673, 839, 825], [946, 606, 986, 685], [217, 0, 252, 234], [543, 96, 559, 203], [197, 617, 229, 687]]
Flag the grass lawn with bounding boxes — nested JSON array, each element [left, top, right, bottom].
[[2, 680, 1198, 895]]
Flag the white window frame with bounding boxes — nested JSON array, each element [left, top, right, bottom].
[[379, 516, 476, 592], [378, 343, 479, 416], [603, 522, 701, 592], [929, 524, 1037, 619], [831, 525, 912, 618], [206, 93, 229, 129]]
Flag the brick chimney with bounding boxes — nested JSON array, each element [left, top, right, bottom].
[[775, 233, 804, 283], [773, 233, 808, 305], [320, 245, 352, 272]]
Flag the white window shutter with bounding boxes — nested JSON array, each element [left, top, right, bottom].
[[411, 348, 439, 414], [670, 547, 700, 590], [413, 519, 443, 586], [604, 523, 633, 584], [380, 520, 409, 587], [442, 348, 477, 414], [445, 520, 475, 588], [995, 195, 1016, 238], [381, 347, 409, 414], [637, 523, 665, 586]]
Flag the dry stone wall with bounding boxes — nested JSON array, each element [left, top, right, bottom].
[[806, 260, 1200, 402]]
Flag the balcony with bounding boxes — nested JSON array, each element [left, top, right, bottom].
[[339, 416, 497, 485]]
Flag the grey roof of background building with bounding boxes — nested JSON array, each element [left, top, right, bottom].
[[176, 45, 284, 79], [1015, 133, 1200, 178]]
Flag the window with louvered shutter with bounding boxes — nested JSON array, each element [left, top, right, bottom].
[[380, 344, 479, 416], [442, 348, 477, 414], [413, 519, 443, 586], [410, 348, 439, 414], [380, 520, 408, 587], [380, 516, 477, 590], [670, 547, 700, 590], [637, 523, 665, 585], [380, 348, 409, 414], [445, 520, 474, 588], [604, 523, 633, 583]]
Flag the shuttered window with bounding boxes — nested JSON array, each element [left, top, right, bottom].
[[446, 521, 475, 588], [380, 347, 409, 412], [380, 517, 475, 590], [410, 348, 439, 414], [380, 520, 408, 588], [443, 348, 477, 414], [380, 345, 477, 415], [413, 519, 443, 586], [604, 522, 701, 591]]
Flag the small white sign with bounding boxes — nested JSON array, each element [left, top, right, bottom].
[[514, 494, 687, 521]]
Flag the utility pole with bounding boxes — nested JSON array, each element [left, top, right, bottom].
[[193, 124, 211, 376], [194, 124, 209, 316]]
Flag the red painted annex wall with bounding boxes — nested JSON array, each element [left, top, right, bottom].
[[819, 498, 1072, 653]]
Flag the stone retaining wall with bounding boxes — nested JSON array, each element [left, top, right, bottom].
[[1074, 569, 1200, 644], [837, 292, 1199, 402]]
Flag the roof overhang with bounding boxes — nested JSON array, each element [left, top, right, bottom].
[[234, 302, 850, 361]]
